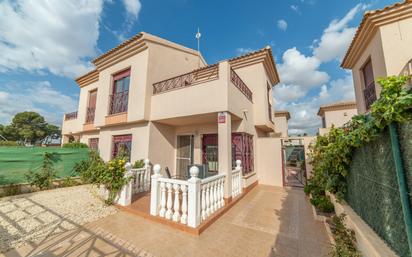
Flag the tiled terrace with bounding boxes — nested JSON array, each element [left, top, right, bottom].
[[4, 185, 331, 257]]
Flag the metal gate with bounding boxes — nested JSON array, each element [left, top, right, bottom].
[[282, 138, 307, 188]]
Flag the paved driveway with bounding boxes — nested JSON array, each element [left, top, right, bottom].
[[3, 185, 331, 257]]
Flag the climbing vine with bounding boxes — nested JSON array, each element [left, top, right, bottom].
[[306, 75, 412, 200]]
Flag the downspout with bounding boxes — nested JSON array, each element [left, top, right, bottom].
[[389, 122, 412, 256]]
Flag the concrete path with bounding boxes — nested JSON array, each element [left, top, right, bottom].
[[3, 185, 331, 257]]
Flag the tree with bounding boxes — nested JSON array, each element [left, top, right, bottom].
[[10, 112, 47, 143], [45, 124, 61, 136]]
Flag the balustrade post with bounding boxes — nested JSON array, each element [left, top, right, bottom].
[[187, 166, 201, 228], [172, 184, 181, 222], [165, 183, 173, 220], [181, 184, 188, 224], [144, 159, 151, 191], [116, 162, 133, 206], [236, 160, 242, 194], [150, 164, 162, 216]]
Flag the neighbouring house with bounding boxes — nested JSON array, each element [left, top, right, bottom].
[[341, 0, 412, 114], [317, 101, 358, 136], [62, 32, 291, 231], [273, 110, 290, 137]]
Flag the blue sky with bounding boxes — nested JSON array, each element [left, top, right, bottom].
[[0, 0, 396, 134]]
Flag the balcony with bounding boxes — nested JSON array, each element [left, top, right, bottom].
[[64, 111, 78, 121], [151, 62, 254, 121], [153, 64, 219, 94], [109, 91, 129, 115], [230, 68, 252, 102], [85, 107, 95, 123], [363, 82, 377, 110]]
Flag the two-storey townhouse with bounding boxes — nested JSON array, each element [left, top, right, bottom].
[[341, 0, 412, 114], [62, 32, 280, 196], [317, 101, 358, 135]]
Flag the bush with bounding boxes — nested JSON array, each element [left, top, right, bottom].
[[25, 152, 57, 190], [73, 150, 105, 184], [73, 151, 130, 205], [62, 142, 88, 148], [133, 159, 145, 169], [329, 214, 361, 257], [59, 177, 80, 188], [0, 141, 19, 146]]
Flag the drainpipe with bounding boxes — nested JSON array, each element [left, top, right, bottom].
[[389, 122, 412, 256]]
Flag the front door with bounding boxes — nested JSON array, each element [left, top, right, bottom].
[[176, 135, 194, 179]]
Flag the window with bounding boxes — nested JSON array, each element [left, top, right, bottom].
[[112, 134, 132, 160], [267, 82, 273, 123], [88, 138, 99, 151], [201, 133, 254, 175], [109, 69, 130, 114], [202, 134, 219, 172], [362, 59, 377, 110], [232, 133, 254, 175], [86, 90, 97, 123], [322, 117, 326, 128]]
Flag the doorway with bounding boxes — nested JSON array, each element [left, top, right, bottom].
[[176, 135, 194, 179], [282, 138, 307, 187]]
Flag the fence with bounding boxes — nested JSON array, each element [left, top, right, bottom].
[[0, 147, 89, 185], [345, 120, 412, 257]]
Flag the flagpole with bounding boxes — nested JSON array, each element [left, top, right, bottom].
[[196, 28, 201, 68]]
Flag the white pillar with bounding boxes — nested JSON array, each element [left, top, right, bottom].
[[150, 164, 162, 215], [187, 166, 201, 228], [218, 111, 232, 199], [144, 159, 151, 191], [116, 162, 133, 206]]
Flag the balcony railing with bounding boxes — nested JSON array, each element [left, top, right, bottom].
[[64, 111, 78, 121], [85, 107, 95, 123], [363, 82, 377, 110], [153, 64, 219, 94], [109, 91, 129, 115], [230, 68, 253, 102]]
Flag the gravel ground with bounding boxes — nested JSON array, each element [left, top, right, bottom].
[[0, 185, 118, 253]]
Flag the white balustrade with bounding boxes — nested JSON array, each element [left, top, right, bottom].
[[232, 160, 242, 198], [200, 173, 225, 221], [150, 164, 230, 228], [130, 159, 151, 194]]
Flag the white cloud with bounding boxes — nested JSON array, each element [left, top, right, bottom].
[[0, 81, 77, 125], [278, 48, 329, 88], [0, 0, 103, 78], [122, 0, 142, 18], [275, 74, 355, 135], [274, 84, 306, 102], [236, 48, 256, 55], [290, 5, 300, 13], [277, 20, 288, 31], [312, 4, 368, 62]]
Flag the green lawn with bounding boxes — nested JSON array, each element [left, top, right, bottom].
[[0, 147, 89, 185]]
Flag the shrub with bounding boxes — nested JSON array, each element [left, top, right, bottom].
[[74, 151, 130, 205], [2, 184, 21, 197], [99, 158, 130, 204], [0, 141, 19, 147], [133, 159, 145, 169], [73, 150, 105, 184], [62, 142, 88, 148], [307, 75, 412, 201], [59, 177, 80, 188], [329, 214, 361, 257], [25, 152, 57, 190]]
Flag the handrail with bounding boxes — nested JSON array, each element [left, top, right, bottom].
[[230, 68, 253, 102], [152, 64, 219, 94], [65, 111, 78, 120], [201, 174, 225, 185], [157, 177, 189, 186]]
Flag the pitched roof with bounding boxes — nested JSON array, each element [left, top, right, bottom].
[[317, 101, 357, 116], [274, 110, 290, 120], [341, 0, 412, 68]]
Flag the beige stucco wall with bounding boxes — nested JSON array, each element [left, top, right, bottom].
[[274, 116, 288, 137], [256, 138, 283, 187], [351, 17, 412, 114], [235, 63, 274, 131], [380, 17, 412, 76], [97, 123, 150, 162], [324, 108, 358, 128]]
